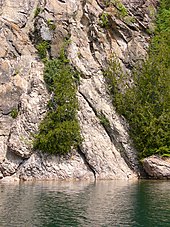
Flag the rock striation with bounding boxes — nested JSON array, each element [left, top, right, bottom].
[[0, 0, 158, 181]]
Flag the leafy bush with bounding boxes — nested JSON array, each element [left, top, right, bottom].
[[36, 41, 50, 60], [10, 108, 18, 119], [34, 7, 41, 18], [99, 12, 110, 28], [104, 0, 170, 158], [47, 20, 56, 31], [107, 0, 128, 18], [124, 16, 136, 25], [100, 1, 129, 28], [116, 1, 128, 17], [34, 51, 82, 155]]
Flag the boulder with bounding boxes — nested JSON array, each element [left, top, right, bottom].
[[143, 156, 170, 179]]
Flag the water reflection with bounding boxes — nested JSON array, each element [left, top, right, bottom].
[[0, 180, 170, 226], [133, 181, 170, 227]]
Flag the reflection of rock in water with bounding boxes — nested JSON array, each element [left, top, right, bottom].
[[0, 180, 138, 226], [1, 180, 170, 226], [0, 0, 157, 181]]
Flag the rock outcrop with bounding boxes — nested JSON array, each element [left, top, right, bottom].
[[143, 156, 170, 179], [0, 0, 158, 181]]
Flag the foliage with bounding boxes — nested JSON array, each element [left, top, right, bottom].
[[34, 7, 41, 18], [99, 12, 110, 28], [104, 0, 170, 158], [36, 41, 50, 60], [104, 55, 126, 114], [124, 16, 136, 25], [115, 1, 128, 17], [147, 5, 156, 20], [47, 20, 56, 31], [105, 0, 128, 18], [34, 50, 82, 155], [10, 108, 18, 119], [100, 1, 131, 29]]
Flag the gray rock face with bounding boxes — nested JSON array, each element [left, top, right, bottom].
[[143, 156, 170, 179], [0, 0, 158, 181]]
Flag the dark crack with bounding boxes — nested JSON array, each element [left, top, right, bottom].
[[81, 2, 106, 68], [79, 91, 140, 175], [79, 91, 98, 116], [8, 40, 22, 57], [96, 0, 105, 9], [77, 146, 96, 180]]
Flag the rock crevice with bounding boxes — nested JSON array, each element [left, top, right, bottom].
[[0, 0, 158, 181]]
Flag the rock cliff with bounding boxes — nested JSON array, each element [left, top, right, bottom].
[[0, 0, 158, 181]]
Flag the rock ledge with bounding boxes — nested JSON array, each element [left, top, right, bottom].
[[143, 156, 170, 179]]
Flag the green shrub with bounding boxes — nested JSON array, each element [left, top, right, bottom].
[[162, 153, 170, 158], [116, 2, 128, 17], [99, 12, 110, 28], [124, 16, 136, 25], [99, 1, 129, 26], [34, 7, 41, 18], [108, 0, 128, 18], [34, 51, 82, 155], [36, 41, 50, 60], [10, 108, 18, 119], [47, 20, 56, 31], [104, 0, 170, 158], [104, 0, 111, 7]]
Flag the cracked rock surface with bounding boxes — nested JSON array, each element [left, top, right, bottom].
[[0, 0, 158, 181]]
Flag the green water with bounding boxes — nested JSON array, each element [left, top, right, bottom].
[[0, 180, 170, 226]]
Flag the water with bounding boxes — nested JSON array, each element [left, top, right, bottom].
[[0, 180, 170, 227]]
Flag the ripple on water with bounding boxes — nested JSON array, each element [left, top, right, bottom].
[[0, 180, 170, 227]]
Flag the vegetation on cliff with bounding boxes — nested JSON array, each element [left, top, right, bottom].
[[34, 47, 82, 155], [105, 0, 170, 158]]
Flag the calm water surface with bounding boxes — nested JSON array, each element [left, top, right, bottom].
[[0, 180, 170, 226]]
